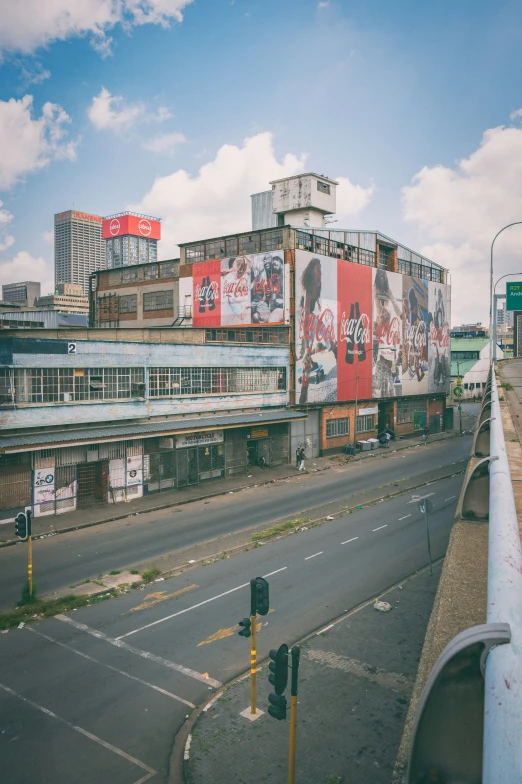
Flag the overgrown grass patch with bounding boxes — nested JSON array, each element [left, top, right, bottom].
[[251, 517, 310, 543], [141, 567, 162, 582], [0, 590, 117, 631]]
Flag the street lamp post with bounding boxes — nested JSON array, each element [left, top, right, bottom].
[[457, 358, 463, 435], [490, 224, 522, 362], [492, 271, 522, 363]]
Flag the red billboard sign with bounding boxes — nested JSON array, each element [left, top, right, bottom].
[[337, 261, 372, 400], [193, 261, 221, 326], [102, 214, 161, 240]]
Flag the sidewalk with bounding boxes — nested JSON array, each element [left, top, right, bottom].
[[1, 427, 464, 547], [180, 562, 442, 784]]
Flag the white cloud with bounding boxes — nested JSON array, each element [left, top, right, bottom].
[[0, 250, 53, 295], [334, 175, 374, 221], [142, 131, 186, 155], [318, 1, 330, 7], [88, 87, 143, 132], [510, 108, 522, 121], [0, 94, 77, 191], [402, 118, 522, 325], [18, 62, 51, 87], [0, 1, 193, 58], [148, 106, 173, 123], [132, 132, 307, 252], [42, 229, 54, 245], [0, 202, 15, 252]]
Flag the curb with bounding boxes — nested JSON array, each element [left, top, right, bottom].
[[0, 432, 465, 549], [174, 558, 444, 784]]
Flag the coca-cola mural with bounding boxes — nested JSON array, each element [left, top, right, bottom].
[[402, 275, 429, 395], [428, 281, 451, 393], [372, 268, 403, 398], [192, 252, 284, 327], [338, 261, 372, 400], [193, 260, 221, 327], [295, 252, 338, 404]]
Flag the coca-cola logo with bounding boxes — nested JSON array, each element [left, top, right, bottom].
[[224, 277, 249, 299], [405, 322, 427, 348], [196, 279, 219, 301], [299, 307, 335, 344], [375, 316, 401, 347], [340, 310, 371, 345], [430, 322, 450, 349], [252, 273, 282, 298]]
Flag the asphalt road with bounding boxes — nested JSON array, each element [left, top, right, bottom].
[[0, 472, 463, 784], [0, 434, 472, 607]]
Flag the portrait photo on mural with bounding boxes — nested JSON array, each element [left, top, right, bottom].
[[402, 275, 429, 396], [372, 268, 403, 398], [192, 252, 284, 327], [295, 251, 338, 404], [427, 281, 451, 394]]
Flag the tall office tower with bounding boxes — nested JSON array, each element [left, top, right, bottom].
[[102, 212, 161, 268], [54, 210, 105, 296]]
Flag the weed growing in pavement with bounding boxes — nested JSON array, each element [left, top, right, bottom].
[[141, 568, 161, 582], [502, 382, 514, 390], [251, 517, 311, 543], [18, 580, 38, 606], [130, 569, 139, 574], [109, 570, 121, 575], [324, 776, 344, 784]]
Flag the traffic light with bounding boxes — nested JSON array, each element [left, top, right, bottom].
[[268, 644, 288, 694], [238, 617, 251, 638], [15, 511, 29, 540], [252, 576, 269, 616], [268, 692, 287, 720]]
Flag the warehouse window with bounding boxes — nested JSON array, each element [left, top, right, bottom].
[[396, 399, 425, 424], [149, 366, 286, 397], [326, 418, 349, 438], [317, 181, 330, 194], [143, 290, 173, 311], [13, 368, 145, 404], [119, 294, 137, 314], [356, 414, 376, 433]]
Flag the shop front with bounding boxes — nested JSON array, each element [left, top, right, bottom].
[[143, 431, 225, 493]]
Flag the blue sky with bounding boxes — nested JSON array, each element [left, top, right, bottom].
[[1, 0, 522, 323]]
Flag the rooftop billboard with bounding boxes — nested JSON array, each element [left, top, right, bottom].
[[102, 214, 161, 240], [295, 250, 450, 403]]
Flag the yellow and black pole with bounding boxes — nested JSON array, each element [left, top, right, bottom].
[[288, 646, 300, 784], [27, 510, 33, 597], [250, 609, 257, 714]]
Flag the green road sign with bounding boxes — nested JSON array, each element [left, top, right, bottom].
[[506, 282, 522, 311], [453, 386, 463, 397]]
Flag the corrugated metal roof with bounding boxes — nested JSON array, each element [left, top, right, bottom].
[[451, 338, 489, 352], [450, 359, 477, 377], [0, 409, 306, 452]]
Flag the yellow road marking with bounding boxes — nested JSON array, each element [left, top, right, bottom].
[[197, 609, 274, 647], [129, 584, 198, 613]]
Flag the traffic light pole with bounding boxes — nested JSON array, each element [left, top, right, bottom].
[[250, 612, 257, 714], [28, 532, 33, 598], [288, 646, 300, 784]]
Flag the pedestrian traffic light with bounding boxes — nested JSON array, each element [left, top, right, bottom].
[[268, 692, 287, 720], [251, 576, 269, 616], [268, 644, 288, 694], [238, 617, 251, 638], [15, 511, 29, 540]]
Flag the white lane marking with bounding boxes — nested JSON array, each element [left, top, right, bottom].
[[304, 551, 323, 560], [398, 515, 411, 521], [55, 615, 221, 689], [184, 734, 192, 761], [0, 682, 157, 783], [372, 525, 388, 532], [26, 626, 196, 709], [117, 569, 287, 640], [445, 495, 456, 501], [317, 623, 334, 635], [263, 567, 288, 578], [341, 537, 359, 545]]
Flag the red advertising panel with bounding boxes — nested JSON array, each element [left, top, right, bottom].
[[102, 214, 161, 240], [337, 261, 372, 400], [193, 260, 222, 327]]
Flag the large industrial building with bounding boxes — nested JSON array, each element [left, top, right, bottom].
[[0, 172, 450, 521]]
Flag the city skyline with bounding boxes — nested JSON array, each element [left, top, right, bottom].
[[0, 0, 522, 321]]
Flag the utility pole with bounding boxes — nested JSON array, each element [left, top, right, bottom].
[[409, 493, 435, 575], [288, 646, 301, 784], [457, 359, 463, 436]]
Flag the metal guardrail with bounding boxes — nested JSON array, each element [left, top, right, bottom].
[[406, 368, 522, 783], [483, 369, 522, 782]]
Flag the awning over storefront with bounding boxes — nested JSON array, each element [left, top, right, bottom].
[[0, 409, 307, 453]]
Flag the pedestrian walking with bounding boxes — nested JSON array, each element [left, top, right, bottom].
[[298, 447, 305, 472], [295, 447, 300, 469], [384, 431, 391, 448]]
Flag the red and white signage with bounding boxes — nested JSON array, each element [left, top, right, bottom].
[[102, 214, 161, 240]]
